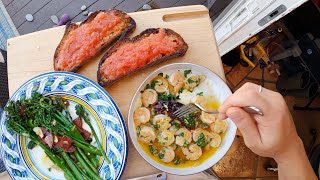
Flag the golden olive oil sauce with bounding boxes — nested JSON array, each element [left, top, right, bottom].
[[138, 96, 226, 168]]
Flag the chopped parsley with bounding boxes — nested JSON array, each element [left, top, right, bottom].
[[174, 158, 182, 165], [151, 80, 158, 89], [183, 114, 196, 129], [164, 137, 168, 140], [27, 140, 37, 149], [158, 92, 177, 101], [178, 88, 184, 94], [165, 74, 169, 79], [158, 73, 164, 77], [136, 126, 141, 136], [197, 92, 203, 96], [153, 123, 159, 130], [196, 133, 207, 147], [48, 168, 51, 172], [177, 132, 184, 137], [183, 141, 189, 148], [149, 145, 158, 155], [172, 144, 177, 150], [184, 70, 192, 77], [187, 78, 195, 84], [158, 153, 164, 159], [172, 121, 181, 129]]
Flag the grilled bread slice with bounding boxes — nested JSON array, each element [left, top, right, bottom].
[[97, 28, 188, 87], [54, 10, 136, 72]]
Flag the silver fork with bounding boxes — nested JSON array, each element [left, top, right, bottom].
[[173, 102, 263, 119]]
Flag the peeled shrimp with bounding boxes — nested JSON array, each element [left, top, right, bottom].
[[192, 128, 210, 142], [169, 120, 181, 133], [159, 147, 175, 163], [157, 130, 175, 146], [134, 107, 150, 126], [168, 72, 185, 94], [152, 114, 171, 131], [138, 126, 156, 144], [184, 74, 203, 91], [200, 111, 216, 124], [182, 143, 202, 160], [210, 119, 228, 134], [153, 76, 169, 93], [175, 128, 192, 147], [191, 95, 207, 109], [208, 132, 221, 148], [141, 89, 158, 107]]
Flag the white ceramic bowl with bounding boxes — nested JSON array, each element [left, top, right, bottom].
[[128, 63, 237, 175]]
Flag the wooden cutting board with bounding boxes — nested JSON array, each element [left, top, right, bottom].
[[6, 5, 224, 179]]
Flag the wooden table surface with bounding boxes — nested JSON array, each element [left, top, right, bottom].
[[4, 5, 224, 179]]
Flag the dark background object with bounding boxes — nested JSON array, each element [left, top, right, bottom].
[[283, 1, 320, 39], [221, 49, 240, 67], [298, 34, 320, 83], [0, 49, 9, 108]]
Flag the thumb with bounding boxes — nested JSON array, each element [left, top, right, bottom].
[[226, 107, 261, 148]]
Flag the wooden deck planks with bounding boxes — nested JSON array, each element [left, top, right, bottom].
[[114, 0, 151, 12], [18, 0, 72, 34], [12, 0, 52, 28], [10, 0, 31, 14], [173, 0, 207, 7], [5, 0, 225, 35], [3, 0, 14, 7], [37, 0, 98, 31], [71, 0, 124, 23]]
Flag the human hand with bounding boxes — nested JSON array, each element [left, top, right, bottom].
[[218, 82, 301, 162]]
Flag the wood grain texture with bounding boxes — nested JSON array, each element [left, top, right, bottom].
[[11, 0, 31, 13], [3, 0, 13, 7], [5, 3, 17, 17], [12, 0, 51, 28], [115, 0, 151, 12], [6, 5, 224, 179], [18, 0, 72, 34], [173, 0, 207, 7], [71, 0, 124, 23], [37, 0, 98, 31], [151, 0, 180, 8]]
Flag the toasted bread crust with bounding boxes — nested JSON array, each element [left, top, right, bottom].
[[54, 9, 136, 72], [97, 28, 188, 87]]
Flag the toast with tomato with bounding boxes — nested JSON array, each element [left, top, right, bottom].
[[54, 10, 136, 72], [97, 28, 188, 87]]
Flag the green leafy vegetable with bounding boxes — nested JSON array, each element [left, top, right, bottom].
[[178, 88, 184, 94], [158, 73, 164, 77], [187, 78, 195, 84], [158, 153, 164, 159], [149, 145, 158, 155], [197, 92, 203, 96], [153, 123, 159, 130], [184, 70, 192, 77], [165, 74, 169, 79], [183, 141, 189, 148], [158, 92, 177, 101], [196, 133, 207, 147], [183, 114, 196, 129], [76, 104, 110, 164], [174, 158, 182, 165], [27, 140, 37, 149]]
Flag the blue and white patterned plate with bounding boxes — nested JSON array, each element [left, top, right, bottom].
[[0, 72, 128, 180]]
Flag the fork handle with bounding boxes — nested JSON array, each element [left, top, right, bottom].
[[242, 106, 263, 116], [205, 106, 263, 116]]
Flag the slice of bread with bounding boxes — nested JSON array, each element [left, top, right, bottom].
[[97, 28, 188, 87], [54, 10, 136, 72]]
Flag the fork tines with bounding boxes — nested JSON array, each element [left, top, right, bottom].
[[173, 104, 201, 119]]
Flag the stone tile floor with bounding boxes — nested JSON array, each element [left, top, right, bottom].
[[213, 62, 320, 179]]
